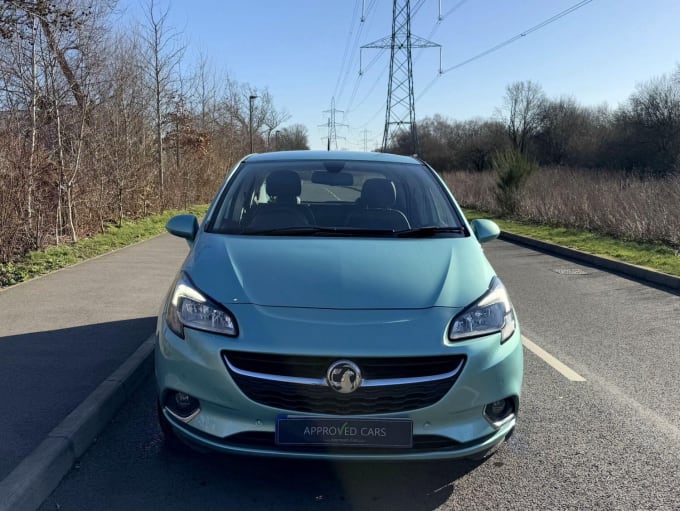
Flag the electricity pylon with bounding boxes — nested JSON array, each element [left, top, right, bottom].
[[320, 97, 347, 151], [362, 0, 440, 155]]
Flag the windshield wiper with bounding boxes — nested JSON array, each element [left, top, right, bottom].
[[241, 226, 395, 237], [396, 226, 468, 238]]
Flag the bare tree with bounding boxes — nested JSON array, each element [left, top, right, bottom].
[[454, 120, 509, 171], [622, 71, 680, 173], [189, 51, 219, 132], [535, 96, 591, 165], [498, 80, 546, 155], [186, 55, 242, 195], [95, 29, 152, 227], [223, 82, 292, 153], [142, 0, 184, 210], [262, 105, 291, 150], [277, 124, 309, 151], [0, 1, 91, 108]]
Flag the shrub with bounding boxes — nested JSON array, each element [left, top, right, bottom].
[[493, 149, 539, 215]]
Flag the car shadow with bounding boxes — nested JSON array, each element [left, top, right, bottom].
[[196, 452, 483, 510], [0, 317, 156, 481]]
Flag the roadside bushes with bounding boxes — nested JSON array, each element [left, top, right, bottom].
[[443, 168, 680, 249]]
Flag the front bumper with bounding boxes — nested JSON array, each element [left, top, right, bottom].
[[161, 408, 516, 461], [155, 305, 523, 460]]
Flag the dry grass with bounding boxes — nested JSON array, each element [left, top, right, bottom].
[[444, 168, 680, 249]]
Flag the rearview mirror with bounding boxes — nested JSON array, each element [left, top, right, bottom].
[[311, 171, 354, 186]]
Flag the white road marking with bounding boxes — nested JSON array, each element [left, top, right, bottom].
[[323, 186, 342, 200], [522, 335, 586, 382]]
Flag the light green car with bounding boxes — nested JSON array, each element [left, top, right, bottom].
[[156, 150, 523, 460]]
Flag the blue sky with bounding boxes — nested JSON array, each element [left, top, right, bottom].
[[117, 0, 680, 151]]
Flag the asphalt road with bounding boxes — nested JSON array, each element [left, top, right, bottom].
[[302, 182, 360, 202], [38, 239, 680, 510]]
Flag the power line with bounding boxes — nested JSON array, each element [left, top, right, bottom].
[[441, 0, 595, 74], [415, 0, 596, 101], [415, 73, 441, 102], [361, 99, 388, 128], [335, 0, 380, 107], [424, 0, 468, 40], [360, 46, 388, 75], [411, 0, 428, 18], [346, 60, 390, 114], [440, 0, 468, 22], [340, 48, 386, 122], [334, 5, 366, 104], [413, 0, 469, 68], [332, 0, 362, 101], [344, 76, 365, 117], [344, 48, 388, 114]]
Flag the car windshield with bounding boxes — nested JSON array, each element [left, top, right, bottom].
[[208, 158, 464, 236]]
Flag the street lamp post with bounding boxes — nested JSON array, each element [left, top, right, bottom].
[[249, 95, 258, 153]]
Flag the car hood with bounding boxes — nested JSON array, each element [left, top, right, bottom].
[[183, 234, 495, 309]]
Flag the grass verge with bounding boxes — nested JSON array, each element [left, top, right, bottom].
[[0, 205, 209, 288], [464, 209, 680, 277]]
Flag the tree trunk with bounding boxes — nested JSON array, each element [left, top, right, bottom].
[[37, 0, 87, 115], [27, 17, 38, 244]]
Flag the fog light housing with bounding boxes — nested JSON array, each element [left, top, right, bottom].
[[483, 397, 516, 428], [164, 390, 200, 422]]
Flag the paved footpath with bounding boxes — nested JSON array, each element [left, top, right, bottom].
[[0, 234, 188, 483]]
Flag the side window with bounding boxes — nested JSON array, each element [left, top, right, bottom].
[[255, 180, 269, 204], [391, 180, 409, 214], [429, 186, 452, 225], [212, 171, 260, 230], [400, 169, 455, 227], [406, 179, 435, 226]]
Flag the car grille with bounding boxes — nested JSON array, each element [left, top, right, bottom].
[[222, 351, 465, 415]]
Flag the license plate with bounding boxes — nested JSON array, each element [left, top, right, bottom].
[[275, 417, 413, 448]]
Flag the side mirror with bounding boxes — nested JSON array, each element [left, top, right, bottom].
[[166, 214, 199, 242], [470, 219, 500, 244]]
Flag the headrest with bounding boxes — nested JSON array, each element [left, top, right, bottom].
[[361, 178, 396, 208], [266, 170, 302, 199]]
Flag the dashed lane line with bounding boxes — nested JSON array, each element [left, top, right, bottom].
[[522, 335, 586, 382]]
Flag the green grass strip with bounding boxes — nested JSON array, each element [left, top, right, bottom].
[[464, 209, 680, 277], [0, 205, 209, 288]]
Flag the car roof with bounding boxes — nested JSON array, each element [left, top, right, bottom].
[[244, 150, 422, 165]]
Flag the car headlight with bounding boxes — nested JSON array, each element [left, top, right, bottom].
[[166, 273, 238, 338], [449, 277, 516, 343]]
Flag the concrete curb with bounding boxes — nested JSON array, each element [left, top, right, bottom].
[[499, 232, 680, 292], [0, 336, 156, 511]]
